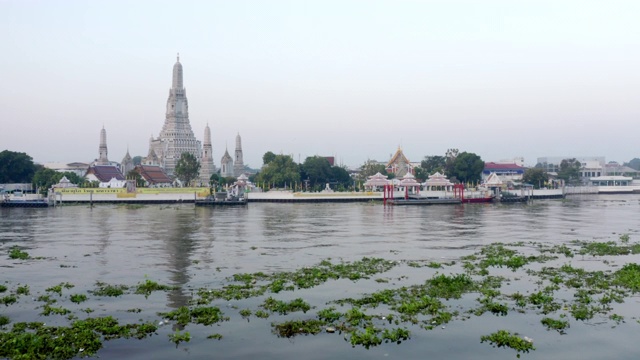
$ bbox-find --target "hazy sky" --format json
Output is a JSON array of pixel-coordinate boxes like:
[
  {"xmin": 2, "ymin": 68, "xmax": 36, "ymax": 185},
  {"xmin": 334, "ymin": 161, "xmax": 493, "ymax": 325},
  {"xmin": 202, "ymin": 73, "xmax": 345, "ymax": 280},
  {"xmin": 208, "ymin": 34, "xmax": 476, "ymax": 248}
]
[{"xmin": 2, "ymin": 0, "xmax": 639, "ymax": 168}]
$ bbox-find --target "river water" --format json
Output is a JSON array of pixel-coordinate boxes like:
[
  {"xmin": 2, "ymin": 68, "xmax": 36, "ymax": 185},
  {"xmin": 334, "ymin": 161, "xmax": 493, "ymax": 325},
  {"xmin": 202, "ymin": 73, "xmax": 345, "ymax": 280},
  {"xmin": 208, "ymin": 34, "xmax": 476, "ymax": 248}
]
[{"xmin": 1, "ymin": 195, "xmax": 640, "ymax": 359}]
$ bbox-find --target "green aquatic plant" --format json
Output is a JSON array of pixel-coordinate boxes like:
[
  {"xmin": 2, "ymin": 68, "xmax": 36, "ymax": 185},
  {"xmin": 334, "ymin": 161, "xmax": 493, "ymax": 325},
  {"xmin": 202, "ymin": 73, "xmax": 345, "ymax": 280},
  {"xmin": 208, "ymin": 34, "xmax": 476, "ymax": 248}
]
[
  {"xmin": 135, "ymin": 279, "xmax": 178, "ymax": 298},
  {"xmin": 481, "ymin": 330, "xmax": 535, "ymax": 358},
  {"xmin": 70, "ymin": 294, "xmax": 88, "ymax": 304},
  {"xmin": 0, "ymin": 315, "xmax": 9, "ymax": 327},
  {"xmin": 91, "ymin": 282, "xmax": 128, "ymax": 297},
  {"xmin": 45, "ymin": 282, "xmax": 74, "ymax": 296},
  {"xmin": 160, "ymin": 306, "xmax": 228, "ymax": 326},
  {"xmin": 272, "ymin": 319, "xmax": 325, "ymax": 337},
  {"xmin": 261, "ymin": 297, "xmax": 311, "ymax": 315},
  {"xmin": 1, "ymin": 295, "xmax": 17, "ymax": 306},
  {"xmin": 0, "ymin": 285, "xmax": 6, "ymax": 293},
  {"xmin": 9, "ymin": 247, "xmax": 29, "ymax": 260},
  {"xmin": 168, "ymin": 330, "xmax": 190, "ymax": 346},
  {"xmin": 540, "ymin": 317, "xmax": 569, "ymax": 333},
  {"xmin": 207, "ymin": 333, "xmax": 223, "ymax": 340},
  {"xmin": 16, "ymin": 285, "xmax": 29, "ymax": 295}
]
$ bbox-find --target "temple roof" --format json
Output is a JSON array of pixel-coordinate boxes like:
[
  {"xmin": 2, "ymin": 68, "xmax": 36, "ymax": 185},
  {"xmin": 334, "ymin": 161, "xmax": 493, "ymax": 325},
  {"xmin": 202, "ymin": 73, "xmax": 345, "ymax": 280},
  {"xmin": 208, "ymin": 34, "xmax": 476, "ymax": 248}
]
[
  {"xmin": 135, "ymin": 165, "xmax": 172, "ymax": 185},
  {"xmin": 86, "ymin": 166, "xmax": 125, "ymax": 182},
  {"xmin": 386, "ymin": 147, "xmax": 410, "ymax": 167}
]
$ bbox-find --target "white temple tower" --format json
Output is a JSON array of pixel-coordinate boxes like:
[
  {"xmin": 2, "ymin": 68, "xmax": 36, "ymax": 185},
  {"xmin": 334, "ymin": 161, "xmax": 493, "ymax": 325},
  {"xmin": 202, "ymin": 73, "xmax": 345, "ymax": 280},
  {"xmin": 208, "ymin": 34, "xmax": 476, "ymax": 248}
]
[
  {"xmin": 97, "ymin": 126, "xmax": 109, "ymax": 165},
  {"xmin": 149, "ymin": 54, "xmax": 202, "ymax": 176},
  {"xmin": 233, "ymin": 132, "xmax": 244, "ymax": 176},
  {"xmin": 198, "ymin": 124, "xmax": 216, "ymax": 185}
]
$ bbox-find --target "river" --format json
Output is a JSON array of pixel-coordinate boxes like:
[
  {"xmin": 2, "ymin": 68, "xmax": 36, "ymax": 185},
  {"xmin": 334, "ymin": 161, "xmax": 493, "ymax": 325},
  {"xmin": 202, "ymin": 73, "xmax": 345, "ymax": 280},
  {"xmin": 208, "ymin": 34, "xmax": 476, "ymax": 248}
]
[{"xmin": 1, "ymin": 194, "xmax": 639, "ymax": 359}]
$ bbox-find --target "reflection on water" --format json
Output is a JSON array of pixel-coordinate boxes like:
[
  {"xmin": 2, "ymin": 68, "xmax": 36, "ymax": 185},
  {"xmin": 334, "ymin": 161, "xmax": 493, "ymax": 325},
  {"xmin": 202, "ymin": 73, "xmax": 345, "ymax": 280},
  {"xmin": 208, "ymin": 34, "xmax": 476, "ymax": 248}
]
[{"xmin": 2, "ymin": 195, "xmax": 640, "ymax": 359}]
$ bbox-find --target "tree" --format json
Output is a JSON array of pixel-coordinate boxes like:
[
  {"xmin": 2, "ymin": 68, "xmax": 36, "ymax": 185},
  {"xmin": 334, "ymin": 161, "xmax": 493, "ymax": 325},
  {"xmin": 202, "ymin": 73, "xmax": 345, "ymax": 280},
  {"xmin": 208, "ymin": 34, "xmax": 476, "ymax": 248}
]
[
  {"xmin": 444, "ymin": 148, "xmax": 459, "ymax": 176},
  {"xmin": 358, "ymin": 160, "xmax": 393, "ymax": 181},
  {"xmin": 302, "ymin": 156, "xmax": 332, "ymax": 189},
  {"xmin": 624, "ymin": 158, "xmax": 640, "ymax": 171},
  {"xmin": 413, "ymin": 166, "xmax": 429, "ymax": 182},
  {"xmin": 174, "ymin": 152, "xmax": 201, "ymax": 187},
  {"xmin": 31, "ymin": 169, "xmax": 82, "ymax": 193},
  {"xmin": 330, "ymin": 165, "xmax": 352, "ymax": 189},
  {"xmin": 449, "ymin": 152, "xmax": 484, "ymax": 184},
  {"xmin": 522, "ymin": 168, "xmax": 549, "ymax": 189},
  {"xmin": 255, "ymin": 154, "xmax": 300, "ymax": 188},
  {"xmin": 421, "ymin": 155, "xmax": 446, "ymax": 175},
  {"xmin": 132, "ymin": 156, "xmax": 143, "ymax": 166},
  {"xmin": 0, "ymin": 150, "xmax": 37, "ymax": 183},
  {"xmin": 557, "ymin": 158, "xmax": 582, "ymax": 185},
  {"xmin": 262, "ymin": 151, "xmax": 276, "ymax": 165}
]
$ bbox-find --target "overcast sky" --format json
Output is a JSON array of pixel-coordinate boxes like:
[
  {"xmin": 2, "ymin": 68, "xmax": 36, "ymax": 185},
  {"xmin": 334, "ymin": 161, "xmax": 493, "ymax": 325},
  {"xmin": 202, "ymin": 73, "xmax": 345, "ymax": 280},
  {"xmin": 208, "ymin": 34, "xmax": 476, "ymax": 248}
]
[{"xmin": 2, "ymin": 0, "xmax": 639, "ymax": 168}]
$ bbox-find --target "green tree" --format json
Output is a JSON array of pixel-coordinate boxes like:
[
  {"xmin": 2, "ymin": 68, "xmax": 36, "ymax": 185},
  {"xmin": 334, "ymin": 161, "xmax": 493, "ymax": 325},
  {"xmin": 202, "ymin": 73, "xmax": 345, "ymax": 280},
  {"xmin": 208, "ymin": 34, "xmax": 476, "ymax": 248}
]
[
  {"xmin": 132, "ymin": 156, "xmax": 143, "ymax": 166},
  {"xmin": 522, "ymin": 168, "xmax": 549, "ymax": 189},
  {"xmin": 255, "ymin": 154, "xmax": 300, "ymax": 188},
  {"xmin": 413, "ymin": 166, "xmax": 429, "ymax": 182},
  {"xmin": 262, "ymin": 151, "xmax": 276, "ymax": 165},
  {"xmin": 449, "ymin": 152, "xmax": 484, "ymax": 184},
  {"xmin": 330, "ymin": 165, "xmax": 352, "ymax": 189},
  {"xmin": 0, "ymin": 150, "xmax": 37, "ymax": 183},
  {"xmin": 32, "ymin": 168, "xmax": 63, "ymax": 193},
  {"xmin": 174, "ymin": 152, "xmax": 201, "ymax": 187},
  {"xmin": 302, "ymin": 156, "xmax": 332, "ymax": 189},
  {"xmin": 358, "ymin": 160, "xmax": 393, "ymax": 181},
  {"xmin": 421, "ymin": 155, "xmax": 446, "ymax": 175},
  {"xmin": 557, "ymin": 158, "xmax": 582, "ymax": 185},
  {"xmin": 444, "ymin": 148, "xmax": 459, "ymax": 176}
]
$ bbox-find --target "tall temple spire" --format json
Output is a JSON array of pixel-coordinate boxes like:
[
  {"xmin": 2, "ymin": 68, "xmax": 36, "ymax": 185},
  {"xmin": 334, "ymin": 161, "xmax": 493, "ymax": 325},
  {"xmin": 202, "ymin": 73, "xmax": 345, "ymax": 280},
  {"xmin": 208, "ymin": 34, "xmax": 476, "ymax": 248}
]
[
  {"xmin": 234, "ymin": 132, "xmax": 244, "ymax": 176},
  {"xmin": 149, "ymin": 55, "xmax": 201, "ymax": 176},
  {"xmin": 97, "ymin": 126, "xmax": 109, "ymax": 165},
  {"xmin": 172, "ymin": 53, "xmax": 183, "ymax": 90},
  {"xmin": 198, "ymin": 123, "xmax": 215, "ymax": 186}
]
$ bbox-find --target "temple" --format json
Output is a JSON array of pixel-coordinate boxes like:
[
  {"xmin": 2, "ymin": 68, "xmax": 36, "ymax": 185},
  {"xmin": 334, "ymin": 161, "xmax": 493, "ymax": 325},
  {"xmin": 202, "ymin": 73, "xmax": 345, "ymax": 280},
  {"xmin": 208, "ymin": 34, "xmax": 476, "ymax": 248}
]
[
  {"xmin": 220, "ymin": 147, "xmax": 234, "ymax": 178},
  {"xmin": 97, "ymin": 126, "xmax": 109, "ymax": 165},
  {"xmin": 148, "ymin": 54, "xmax": 202, "ymax": 176},
  {"xmin": 386, "ymin": 147, "xmax": 412, "ymax": 177},
  {"xmin": 198, "ymin": 124, "xmax": 215, "ymax": 185},
  {"xmin": 233, "ymin": 132, "xmax": 244, "ymax": 176}
]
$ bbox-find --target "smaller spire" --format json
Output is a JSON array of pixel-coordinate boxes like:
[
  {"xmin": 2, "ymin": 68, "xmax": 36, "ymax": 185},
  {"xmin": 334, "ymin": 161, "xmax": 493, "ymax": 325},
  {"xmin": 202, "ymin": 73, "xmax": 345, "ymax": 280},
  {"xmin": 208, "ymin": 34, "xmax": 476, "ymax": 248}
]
[{"xmin": 177, "ymin": 52, "xmax": 180, "ymax": 62}]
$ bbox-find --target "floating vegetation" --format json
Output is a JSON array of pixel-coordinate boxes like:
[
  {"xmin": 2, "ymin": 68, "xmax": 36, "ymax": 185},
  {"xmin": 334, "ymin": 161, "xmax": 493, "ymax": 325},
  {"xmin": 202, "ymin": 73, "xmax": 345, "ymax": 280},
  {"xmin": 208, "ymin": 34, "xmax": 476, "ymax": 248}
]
[
  {"xmin": 160, "ymin": 306, "xmax": 228, "ymax": 326},
  {"xmin": 70, "ymin": 294, "xmax": 88, "ymax": 304},
  {"xmin": 168, "ymin": 330, "xmax": 190, "ymax": 346},
  {"xmin": 0, "ymin": 317, "xmax": 157, "ymax": 359},
  {"xmin": 4, "ymin": 237, "xmax": 640, "ymax": 358},
  {"xmin": 540, "ymin": 317, "xmax": 569, "ymax": 333},
  {"xmin": 480, "ymin": 330, "xmax": 535, "ymax": 358},
  {"xmin": 91, "ymin": 282, "xmax": 129, "ymax": 297},
  {"xmin": 8, "ymin": 247, "xmax": 29, "ymax": 260},
  {"xmin": 135, "ymin": 279, "xmax": 178, "ymax": 298}
]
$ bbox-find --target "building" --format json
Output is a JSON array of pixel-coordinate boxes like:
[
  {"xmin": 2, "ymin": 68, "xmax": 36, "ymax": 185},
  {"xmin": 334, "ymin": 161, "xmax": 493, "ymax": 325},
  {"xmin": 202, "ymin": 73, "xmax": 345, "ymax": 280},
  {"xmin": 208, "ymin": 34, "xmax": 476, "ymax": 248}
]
[
  {"xmin": 233, "ymin": 133, "xmax": 244, "ymax": 177},
  {"xmin": 134, "ymin": 165, "xmax": 173, "ymax": 187},
  {"xmin": 120, "ymin": 149, "xmax": 134, "ymax": 176},
  {"xmin": 97, "ymin": 126, "xmax": 109, "ymax": 165},
  {"xmin": 85, "ymin": 166, "xmax": 126, "ymax": 188},
  {"xmin": 482, "ymin": 162, "xmax": 525, "ymax": 183},
  {"xmin": 148, "ymin": 54, "xmax": 202, "ymax": 176},
  {"xmin": 198, "ymin": 124, "xmax": 216, "ymax": 186},
  {"xmin": 386, "ymin": 147, "xmax": 412, "ymax": 177},
  {"xmin": 220, "ymin": 147, "xmax": 234, "ymax": 178}
]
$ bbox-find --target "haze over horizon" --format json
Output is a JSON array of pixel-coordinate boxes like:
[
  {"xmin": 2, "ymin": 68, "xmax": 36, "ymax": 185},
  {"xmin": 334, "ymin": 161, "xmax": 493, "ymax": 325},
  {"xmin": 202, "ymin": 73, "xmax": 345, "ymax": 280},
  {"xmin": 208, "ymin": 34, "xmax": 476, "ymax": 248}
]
[{"xmin": 2, "ymin": 0, "xmax": 639, "ymax": 168}]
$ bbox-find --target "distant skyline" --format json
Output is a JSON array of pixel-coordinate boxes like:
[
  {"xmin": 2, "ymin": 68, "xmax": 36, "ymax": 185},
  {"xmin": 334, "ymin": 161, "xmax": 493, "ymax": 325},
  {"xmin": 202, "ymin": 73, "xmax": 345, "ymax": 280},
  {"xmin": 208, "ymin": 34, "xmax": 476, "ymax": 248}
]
[{"xmin": 2, "ymin": 0, "xmax": 639, "ymax": 168}]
